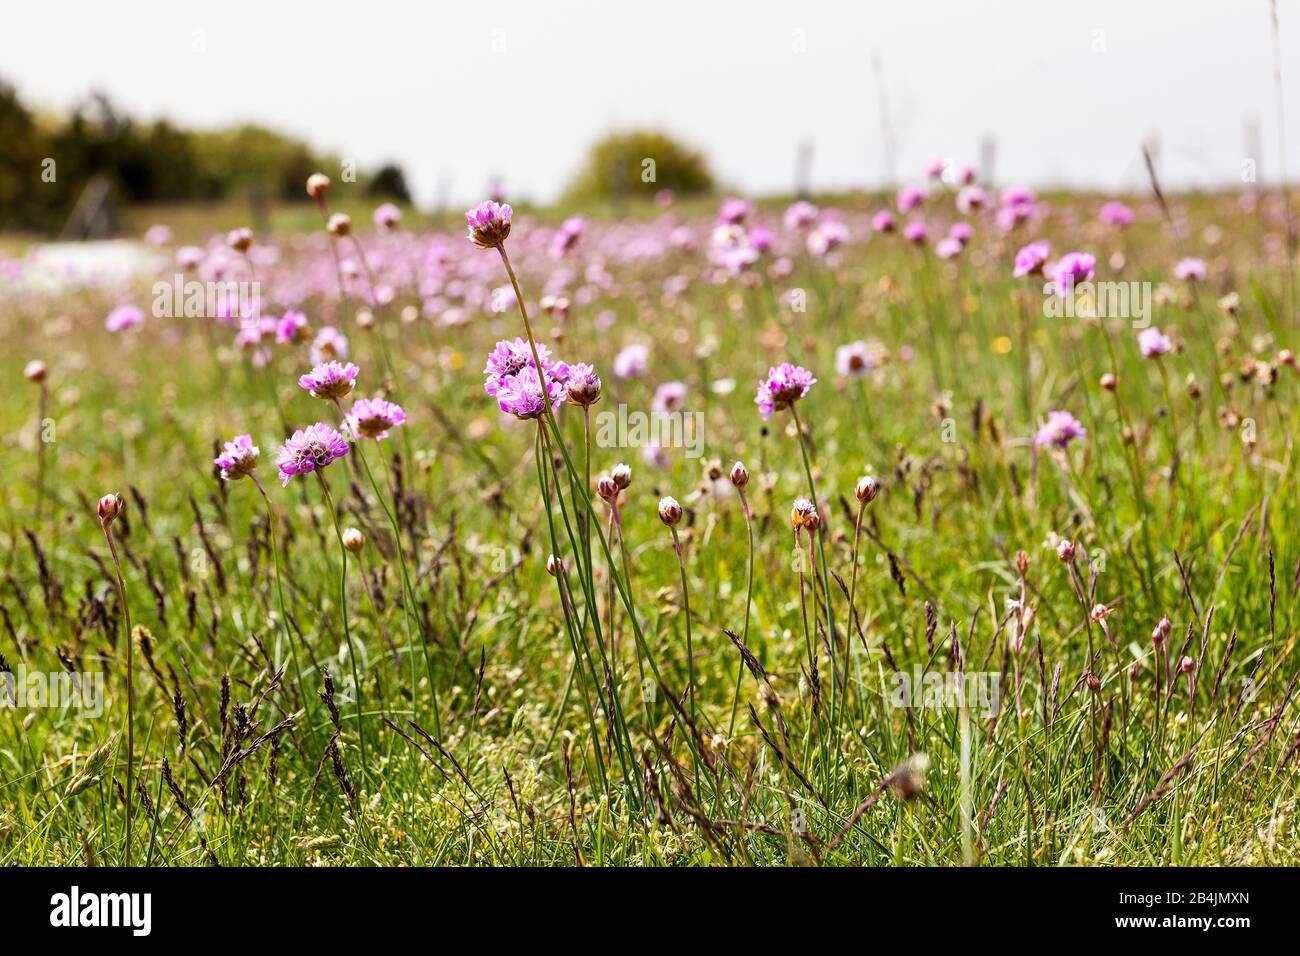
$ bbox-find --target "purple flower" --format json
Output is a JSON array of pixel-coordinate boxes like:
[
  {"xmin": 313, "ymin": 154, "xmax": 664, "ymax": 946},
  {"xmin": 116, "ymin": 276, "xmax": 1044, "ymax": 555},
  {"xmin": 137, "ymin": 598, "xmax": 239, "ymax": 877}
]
[
  {"xmin": 348, "ymin": 397, "xmax": 407, "ymax": 440},
  {"xmin": 373, "ymin": 203, "xmax": 402, "ymax": 230},
  {"xmin": 465, "ymin": 200, "xmax": 513, "ymax": 248},
  {"xmin": 897, "ymin": 185, "xmax": 927, "ymax": 213},
  {"xmin": 807, "ymin": 219, "xmax": 849, "ymax": 256},
  {"xmin": 1034, "ymin": 410, "xmax": 1086, "ymax": 449},
  {"xmin": 106, "ymin": 305, "xmax": 144, "ymax": 333},
  {"xmin": 1174, "ymin": 257, "xmax": 1206, "ymax": 281},
  {"xmin": 718, "ymin": 197, "xmax": 752, "ymax": 225},
  {"xmin": 1138, "ymin": 327, "xmax": 1172, "ymax": 358},
  {"xmin": 298, "ymin": 361, "xmax": 360, "ymax": 400},
  {"xmin": 755, "ymin": 363, "xmax": 816, "ymax": 421},
  {"xmin": 276, "ymin": 423, "xmax": 349, "ymax": 486},
  {"xmin": 1001, "ymin": 185, "xmax": 1036, "ymax": 207},
  {"xmin": 214, "ymin": 434, "xmax": 260, "ymax": 480},
  {"xmin": 1099, "ymin": 201, "xmax": 1134, "ymax": 228},
  {"xmin": 1051, "ymin": 252, "xmax": 1096, "ymax": 295},
  {"xmin": 565, "ymin": 362, "xmax": 602, "ymax": 407},
  {"xmin": 923, "ymin": 157, "xmax": 947, "ymax": 179},
  {"xmin": 613, "ymin": 343, "xmax": 649, "ymax": 379},
  {"xmin": 311, "ymin": 325, "xmax": 349, "ymax": 363},
  {"xmin": 956, "ymin": 186, "xmax": 989, "ymax": 214},
  {"xmin": 872, "ymin": 210, "xmax": 896, "ymax": 233},
  {"xmin": 948, "ymin": 222, "xmax": 974, "ymax": 243},
  {"xmin": 276, "ymin": 310, "xmax": 309, "ymax": 345},
  {"xmin": 493, "ymin": 365, "xmax": 567, "ymax": 420},
  {"xmin": 835, "ymin": 341, "xmax": 874, "ymax": 378},
  {"xmin": 550, "ymin": 217, "xmax": 585, "ymax": 258},
  {"xmin": 748, "ymin": 225, "xmax": 775, "ymax": 252},
  {"xmin": 653, "ymin": 381, "xmax": 688, "ymax": 412},
  {"xmin": 1013, "ymin": 240, "xmax": 1051, "ymax": 278},
  {"xmin": 784, "ymin": 201, "xmax": 819, "ymax": 230},
  {"xmin": 484, "ymin": 337, "xmax": 556, "ymax": 395},
  {"xmin": 903, "ymin": 220, "xmax": 928, "ymax": 243},
  {"xmin": 935, "ymin": 237, "xmax": 963, "ymax": 260}
]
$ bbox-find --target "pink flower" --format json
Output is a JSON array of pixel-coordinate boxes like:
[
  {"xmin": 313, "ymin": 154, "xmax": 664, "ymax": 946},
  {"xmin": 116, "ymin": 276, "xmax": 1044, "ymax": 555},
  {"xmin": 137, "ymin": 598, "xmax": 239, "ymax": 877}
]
[
  {"xmin": 106, "ymin": 305, "xmax": 144, "ymax": 332},
  {"xmin": 1013, "ymin": 240, "xmax": 1051, "ymax": 278},
  {"xmin": 1174, "ymin": 257, "xmax": 1206, "ymax": 281},
  {"xmin": 935, "ymin": 237, "xmax": 963, "ymax": 260},
  {"xmin": 613, "ymin": 344, "xmax": 649, "ymax": 379},
  {"xmin": 872, "ymin": 210, "xmax": 896, "ymax": 233},
  {"xmin": 653, "ymin": 381, "xmax": 688, "ymax": 412},
  {"xmin": 465, "ymin": 200, "xmax": 513, "ymax": 248},
  {"xmin": 948, "ymin": 222, "xmax": 974, "ymax": 243},
  {"xmin": 755, "ymin": 363, "xmax": 816, "ymax": 421},
  {"xmin": 718, "ymin": 197, "xmax": 752, "ymax": 225},
  {"xmin": 1138, "ymin": 327, "xmax": 1172, "ymax": 358},
  {"xmin": 897, "ymin": 185, "xmax": 927, "ymax": 213},
  {"xmin": 956, "ymin": 186, "xmax": 989, "ymax": 214},
  {"xmin": 1034, "ymin": 410, "xmax": 1086, "ymax": 448},
  {"xmin": 373, "ymin": 203, "xmax": 402, "ymax": 230},
  {"xmin": 903, "ymin": 220, "xmax": 928, "ymax": 243},
  {"xmin": 493, "ymin": 365, "xmax": 567, "ymax": 420},
  {"xmin": 835, "ymin": 341, "xmax": 874, "ymax": 378},
  {"xmin": 276, "ymin": 423, "xmax": 349, "ymax": 485},
  {"xmin": 348, "ymin": 397, "xmax": 407, "ymax": 440},
  {"xmin": 214, "ymin": 434, "xmax": 260, "ymax": 480},
  {"xmin": 784, "ymin": 201, "xmax": 819, "ymax": 230},
  {"xmin": 1099, "ymin": 201, "xmax": 1134, "ymax": 228},
  {"xmin": 298, "ymin": 361, "xmax": 360, "ymax": 400},
  {"xmin": 1050, "ymin": 252, "xmax": 1096, "ymax": 295}
]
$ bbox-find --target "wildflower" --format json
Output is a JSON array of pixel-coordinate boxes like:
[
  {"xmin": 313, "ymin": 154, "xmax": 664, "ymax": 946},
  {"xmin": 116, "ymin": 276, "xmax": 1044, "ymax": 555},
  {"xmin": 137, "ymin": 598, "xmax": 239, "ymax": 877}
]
[
  {"xmin": 1050, "ymin": 252, "xmax": 1096, "ymax": 296},
  {"xmin": 923, "ymin": 157, "xmax": 946, "ymax": 178},
  {"xmin": 1012, "ymin": 240, "xmax": 1051, "ymax": 278},
  {"xmin": 1100, "ymin": 372, "xmax": 1117, "ymax": 391},
  {"xmin": 227, "ymin": 227, "xmax": 253, "ymax": 252},
  {"xmin": 611, "ymin": 463, "xmax": 632, "ymax": 489},
  {"xmin": 493, "ymin": 366, "xmax": 566, "ymax": 420},
  {"xmin": 658, "ymin": 496, "xmax": 683, "ymax": 526},
  {"xmin": 596, "ymin": 475, "xmax": 619, "ymax": 502},
  {"xmin": 565, "ymin": 362, "xmax": 602, "ymax": 407},
  {"xmin": 855, "ymin": 476, "xmax": 880, "ymax": 504},
  {"xmin": 835, "ymin": 341, "xmax": 874, "ymax": 378},
  {"xmin": 97, "ymin": 493, "xmax": 124, "ymax": 524},
  {"xmin": 214, "ymin": 434, "xmax": 260, "ymax": 480},
  {"xmin": 24, "ymin": 360, "xmax": 47, "ymax": 383},
  {"xmin": 311, "ymin": 325, "xmax": 349, "ymax": 362},
  {"xmin": 550, "ymin": 217, "xmax": 585, "ymax": 258},
  {"xmin": 484, "ymin": 337, "xmax": 556, "ymax": 396},
  {"xmin": 748, "ymin": 225, "xmax": 774, "ymax": 252},
  {"xmin": 276, "ymin": 310, "xmax": 310, "ymax": 344},
  {"xmin": 106, "ymin": 305, "xmax": 144, "ymax": 332},
  {"xmin": 276, "ymin": 423, "xmax": 349, "ymax": 486},
  {"xmin": 1035, "ymin": 410, "xmax": 1086, "ymax": 448},
  {"xmin": 298, "ymin": 361, "xmax": 360, "ymax": 400},
  {"xmin": 717, "ymin": 197, "xmax": 752, "ymax": 225},
  {"xmin": 956, "ymin": 185, "xmax": 988, "ymax": 214},
  {"xmin": 1056, "ymin": 539, "xmax": 1076, "ymax": 562},
  {"xmin": 373, "ymin": 203, "xmax": 402, "ymax": 231},
  {"xmin": 546, "ymin": 554, "xmax": 563, "ymax": 576},
  {"xmin": 897, "ymin": 185, "xmax": 927, "ymax": 213},
  {"xmin": 1179, "ymin": 655, "xmax": 1196, "ymax": 674},
  {"xmin": 1219, "ymin": 292, "xmax": 1240, "ymax": 315},
  {"xmin": 754, "ymin": 362, "xmax": 816, "ymax": 421},
  {"xmin": 902, "ymin": 220, "xmax": 927, "ymax": 243},
  {"xmin": 1173, "ymin": 257, "xmax": 1206, "ymax": 281},
  {"xmin": 872, "ymin": 210, "xmax": 896, "ymax": 233},
  {"xmin": 347, "ymin": 397, "xmax": 407, "ymax": 440},
  {"xmin": 807, "ymin": 219, "xmax": 849, "ymax": 257},
  {"xmin": 1137, "ymin": 327, "xmax": 1172, "ymax": 358},
  {"xmin": 1152, "ymin": 615, "xmax": 1172, "ymax": 646},
  {"xmin": 791, "ymin": 497, "xmax": 819, "ymax": 530},
  {"xmin": 306, "ymin": 173, "xmax": 331, "ymax": 200},
  {"xmin": 653, "ymin": 381, "xmax": 688, "ymax": 413},
  {"xmin": 342, "ymin": 528, "xmax": 366, "ymax": 553},
  {"xmin": 612, "ymin": 343, "xmax": 649, "ymax": 379},
  {"xmin": 935, "ymin": 237, "xmax": 963, "ymax": 260},
  {"xmin": 784, "ymin": 201, "xmax": 819, "ymax": 230},
  {"xmin": 327, "ymin": 213, "xmax": 352, "ymax": 237},
  {"xmin": 1099, "ymin": 201, "xmax": 1134, "ymax": 228},
  {"xmin": 465, "ymin": 200, "xmax": 513, "ymax": 249},
  {"xmin": 729, "ymin": 461, "xmax": 749, "ymax": 488},
  {"xmin": 948, "ymin": 221, "xmax": 974, "ymax": 243}
]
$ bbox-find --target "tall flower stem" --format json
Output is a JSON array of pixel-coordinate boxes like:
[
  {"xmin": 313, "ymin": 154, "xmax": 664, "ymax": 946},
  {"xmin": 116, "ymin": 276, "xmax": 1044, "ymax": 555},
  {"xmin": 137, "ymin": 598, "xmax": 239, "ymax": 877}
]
[
  {"xmin": 727, "ymin": 487, "xmax": 755, "ymax": 742},
  {"xmin": 669, "ymin": 526, "xmax": 698, "ymax": 759},
  {"xmin": 251, "ymin": 474, "xmax": 313, "ymax": 726},
  {"xmin": 316, "ymin": 472, "xmax": 368, "ymax": 782},
  {"xmin": 101, "ymin": 515, "xmax": 133, "ymax": 865}
]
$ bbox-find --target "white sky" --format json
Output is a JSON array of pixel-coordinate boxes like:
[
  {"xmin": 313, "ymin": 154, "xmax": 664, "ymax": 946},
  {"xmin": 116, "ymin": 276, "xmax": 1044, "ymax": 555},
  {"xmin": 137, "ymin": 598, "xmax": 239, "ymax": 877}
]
[{"xmin": 3, "ymin": 0, "xmax": 1298, "ymax": 205}]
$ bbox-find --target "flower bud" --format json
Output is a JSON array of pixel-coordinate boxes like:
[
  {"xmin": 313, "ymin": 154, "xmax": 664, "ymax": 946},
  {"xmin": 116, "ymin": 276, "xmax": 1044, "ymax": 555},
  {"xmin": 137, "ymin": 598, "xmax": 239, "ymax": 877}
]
[
  {"xmin": 1279, "ymin": 349, "xmax": 1295, "ymax": 368},
  {"xmin": 1127, "ymin": 660, "xmax": 1141, "ymax": 680},
  {"xmin": 1015, "ymin": 550, "xmax": 1030, "ymax": 575},
  {"xmin": 342, "ymin": 527, "xmax": 366, "ymax": 553},
  {"xmin": 24, "ymin": 360, "xmax": 47, "ymax": 383},
  {"xmin": 1056, "ymin": 539, "xmax": 1076, "ymax": 562},
  {"xmin": 658, "ymin": 496, "xmax": 683, "ymax": 526},
  {"xmin": 729, "ymin": 461, "xmax": 749, "ymax": 488},
  {"xmin": 227, "ymin": 227, "xmax": 253, "ymax": 252},
  {"xmin": 306, "ymin": 173, "xmax": 331, "ymax": 200},
  {"xmin": 791, "ymin": 497, "xmax": 819, "ymax": 530},
  {"xmin": 855, "ymin": 475, "xmax": 879, "ymax": 504},
  {"xmin": 596, "ymin": 475, "xmax": 619, "ymax": 502},
  {"xmin": 1179, "ymin": 655, "xmax": 1196, "ymax": 674},
  {"xmin": 610, "ymin": 463, "xmax": 632, "ymax": 490},
  {"xmin": 546, "ymin": 554, "xmax": 563, "ymax": 576},
  {"xmin": 1152, "ymin": 615, "xmax": 1171, "ymax": 646},
  {"xmin": 1100, "ymin": 372, "xmax": 1117, "ymax": 391},
  {"xmin": 97, "ymin": 493, "xmax": 124, "ymax": 525},
  {"xmin": 1085, "ymin": 672, "xmax": 1102, "ymax": 693},
  {"xmin": 328, "ymin": 213, "xmax": 352, "ymax": 237}
]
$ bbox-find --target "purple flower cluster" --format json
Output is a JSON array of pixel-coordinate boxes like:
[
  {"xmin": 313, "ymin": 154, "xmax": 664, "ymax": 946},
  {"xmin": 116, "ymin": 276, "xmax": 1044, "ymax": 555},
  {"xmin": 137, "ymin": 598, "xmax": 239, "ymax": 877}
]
[
  {"xmin": 466, "ymin": 200, "xmax": 513, "ymax": 249},
  {"xmin": 1034, "ymin": 410, "xmax": 1087, "ymax": 449},
  {"xmin": 214, "ymin": 434, "xmax": 260, "ymax": 480},
  {"xmin": 755, "ymin": 363, "xmax": 816, "ymax": 421},
  {"xmin": 298, "ymin": 360, "xmax": 360, "ymax": 400},
  {"xmin": 276, "ymin": 423, "xmax": 349, "ymax": 485},
  {"xmin": 348, "ymin": 397, "xmax": 407, "ymax": 440},
  {"xmin": 483, "ymin": 337, "xmax": 582, "ymax": 419}
]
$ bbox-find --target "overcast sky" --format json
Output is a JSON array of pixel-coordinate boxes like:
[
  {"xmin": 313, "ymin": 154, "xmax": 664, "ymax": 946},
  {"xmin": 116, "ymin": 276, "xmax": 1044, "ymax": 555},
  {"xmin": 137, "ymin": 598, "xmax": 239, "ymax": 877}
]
[{"xmin": 3, "ymin": 1, "xmax": 1298, "ymax": 205}]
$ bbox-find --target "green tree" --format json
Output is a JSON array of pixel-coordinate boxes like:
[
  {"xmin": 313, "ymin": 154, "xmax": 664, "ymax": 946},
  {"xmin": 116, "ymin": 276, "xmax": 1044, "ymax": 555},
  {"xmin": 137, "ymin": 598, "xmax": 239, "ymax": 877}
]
[{"xmin": 565, "ymin": 130, "xmax": 713, "ymax": 201}]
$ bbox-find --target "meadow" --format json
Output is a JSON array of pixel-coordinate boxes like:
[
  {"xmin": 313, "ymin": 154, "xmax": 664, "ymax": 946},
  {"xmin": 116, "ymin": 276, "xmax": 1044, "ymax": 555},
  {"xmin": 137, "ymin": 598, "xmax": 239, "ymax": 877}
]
[{"xmin": 1, "ymin": 172, "xmax": 1298, "ymax": 867}]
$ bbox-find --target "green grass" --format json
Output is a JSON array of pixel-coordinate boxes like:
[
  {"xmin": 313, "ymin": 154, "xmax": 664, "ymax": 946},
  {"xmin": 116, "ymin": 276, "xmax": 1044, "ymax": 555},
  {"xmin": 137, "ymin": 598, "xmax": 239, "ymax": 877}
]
[{"xmin": 1, "ymin": 188, "xmax": 1298, "ymax": 866}]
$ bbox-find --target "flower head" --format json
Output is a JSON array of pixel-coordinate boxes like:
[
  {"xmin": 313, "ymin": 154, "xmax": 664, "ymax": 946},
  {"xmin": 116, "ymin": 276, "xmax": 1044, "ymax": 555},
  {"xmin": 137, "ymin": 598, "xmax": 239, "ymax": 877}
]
[
  {"xmin": 613, "ymin": 343, "xmax": 649, "ymax": 379},
  {"xmin": 298, "ymin": 361, "xmax": 360, "ymax": 400},
  {"xmin": 24, "ymin": 360, "xmax": 47, "ymax": 383},
  {"xmin": 466, "ymin": 200, "xmax": 513, "ymax": 248},
  {"xmin": 835, "ymin": 341, "xmax": 874, "ymax": 378},
  {"xmin": 755, "ymin": 363, "xmax": 816, "ymax": 421},
  {"xmin": 276, "ymin": 310, "xmax": 310, "ymax": 344},
  {"xmin": 897, "ymin": 185, "xmax": 927, "ymax": 213},
  {"xmin": 653, "ymin": 381, "xmax": 688, "ymax": 413},
  {"xmin": 855, "ymin": 476, "xmax": 880, "ymax": 504},
  {"xmin": 106, "ymin": 305, "xmax": 144, "ymax": 333},
  {"xmin": 97, "ymin": 493, "xmax": 124, "ymax": 525},
  {"xmin": 1013, "ymin": 240, "xmax": 1051, "ymax": 278},
  {"xmin": 373, "ymin": 203, "xmax": 402, "ymax": 231},
  {"xmin": 1099, "ymin": 201, "xmax": 1134, "ymax": 228},
  {"xmin": 872, "ymin": 210, "xmax": 896, "ymax": 233},
  {"xmin": 214, "ymin": 434, "xmax": 260, "ymax": 480},
  {"xmin": 565, "ymin": 362, "xmax": 602, "ymax": 407},
  {"xmin": 276, "ymin": 423, "xmax": 349, "ymax": 486},
  {"xmin": 1174, "ymin": 257, "xmax": 1206, "ymax": 281},
  {"xmin": 1034, "ymin": 410, "xmax": 1087, "ymax": 448},
  {"xmin": 493, "ymin": 365, "xmax": 566, "ymax": 420},
  {"xmin": 1050, "ymin": 252, "xmax": 1096, "ymax": 295},
  {"xmin": 1137, "ymin": 327, "xmax": 1172, "ymax": 358},
  {"xmin": 729, "ymin": 461, "xmax": 750, "ymax": 488},
  {"xmin": 658, "ymin": 496, "xmax": 683, "ymax": 526},
  {"xmin": 348, "ymin": 397, "xmax": 407, "ymax": 441},
  {"xmin": 717, "ymin": 197, "xmax": 752, "ymax": 225},
  {"xmin": 791, "ymin": 497, "xmax": 820, "ymax": 531},
  {"xmin": 784, "ymin": 201, "xmax": 819, "ymax": 230}
]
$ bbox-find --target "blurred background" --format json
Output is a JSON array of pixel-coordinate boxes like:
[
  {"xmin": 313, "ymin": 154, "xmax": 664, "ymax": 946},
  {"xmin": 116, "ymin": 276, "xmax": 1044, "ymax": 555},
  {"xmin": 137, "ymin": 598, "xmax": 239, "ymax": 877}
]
[{"xmin": 1, "ymin": 0, "xmax": 1297, "ymax": 237}]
